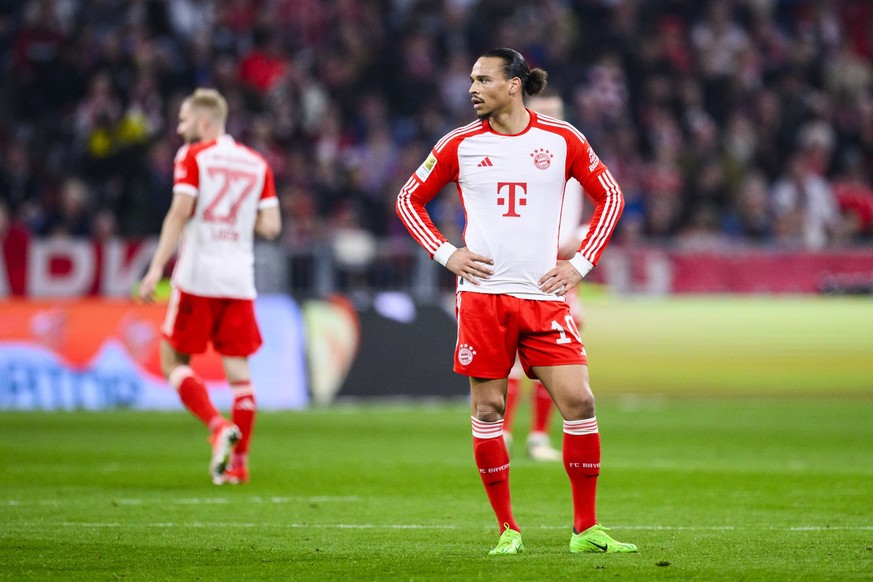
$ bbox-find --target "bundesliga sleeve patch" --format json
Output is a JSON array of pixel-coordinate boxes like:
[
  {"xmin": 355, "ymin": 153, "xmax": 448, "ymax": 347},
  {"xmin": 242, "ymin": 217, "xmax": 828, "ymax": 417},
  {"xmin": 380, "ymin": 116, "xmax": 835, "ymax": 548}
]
[{"xmin": 415, "ymin": 152, "xmax": 438, "ymax": 181}]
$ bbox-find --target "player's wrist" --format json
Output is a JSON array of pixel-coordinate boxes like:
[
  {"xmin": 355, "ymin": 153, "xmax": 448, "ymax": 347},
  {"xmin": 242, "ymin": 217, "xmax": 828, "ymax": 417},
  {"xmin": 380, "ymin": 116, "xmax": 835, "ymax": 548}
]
[
  {"xmin": 433, "ymin": 242, "xmax": 458, "ymax": 267},
  {"xmin": 569, "ymin": 253, "xmax": 594, "ymax": 278}
]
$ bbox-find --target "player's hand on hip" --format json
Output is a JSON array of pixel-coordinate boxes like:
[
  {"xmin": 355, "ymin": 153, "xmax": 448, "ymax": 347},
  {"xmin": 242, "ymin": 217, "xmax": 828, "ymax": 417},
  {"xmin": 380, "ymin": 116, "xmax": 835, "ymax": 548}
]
[
  {"xmin": 539, "ymin": 260, "xmax": 582, "ymax": 296},
  {"xmin": 446, "ymin": 247, "xmax": 494, "ymax": 286}
]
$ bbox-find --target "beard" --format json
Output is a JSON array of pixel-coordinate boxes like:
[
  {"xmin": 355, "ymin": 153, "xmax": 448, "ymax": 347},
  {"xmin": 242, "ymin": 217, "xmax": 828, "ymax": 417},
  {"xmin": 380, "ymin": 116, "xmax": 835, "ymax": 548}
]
[{"xmin": 475, "ymin": 106, "xmax": 493, "ymax": 120}]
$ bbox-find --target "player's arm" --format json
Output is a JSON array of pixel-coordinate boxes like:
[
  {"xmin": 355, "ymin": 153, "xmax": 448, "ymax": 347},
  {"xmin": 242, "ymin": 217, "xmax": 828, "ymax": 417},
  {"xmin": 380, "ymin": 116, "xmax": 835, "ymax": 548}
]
[
  {"xmin": 254, "ymin": 165, "xmax": 281, "ymax": 240},
  {"xmin": 255, "ymin": 204, "xmax": 281, "ymax": 240},
  {"xmin": 139, "ymin": 193, "xmax": 194, "ymax": 302},
  {"xmin": 572, "ymin": 167, "xmax": 623, "ymax": 273},
  {"xmin": 566, "ymin": 137, "xmax": 624, "ymax": 277},
  {"xmin": 395, "ymin": 147, "xmax": 493, "ymax": 285}
]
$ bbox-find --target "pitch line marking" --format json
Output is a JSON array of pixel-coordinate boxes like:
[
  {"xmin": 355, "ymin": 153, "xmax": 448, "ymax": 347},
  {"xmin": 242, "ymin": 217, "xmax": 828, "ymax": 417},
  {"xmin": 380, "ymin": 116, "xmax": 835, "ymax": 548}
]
[
  {"xmin": 2, "ymin": 496, "xmax": 361, "ymax": 507},
  {"xmin": 6, "ymin": 523, "xmax": 872, "ymax": 532}
]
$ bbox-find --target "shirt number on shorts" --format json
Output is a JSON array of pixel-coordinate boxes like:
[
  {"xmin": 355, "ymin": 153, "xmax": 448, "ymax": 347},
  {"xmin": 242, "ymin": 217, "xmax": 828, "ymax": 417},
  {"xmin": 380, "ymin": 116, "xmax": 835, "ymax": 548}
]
[
  {"xmin": 203, "ymin": 167, "xmax": 258, "ymax": 224},
  {"xmin": 551, "ymin": 315, "xmax": 581, "ymax": 345}
]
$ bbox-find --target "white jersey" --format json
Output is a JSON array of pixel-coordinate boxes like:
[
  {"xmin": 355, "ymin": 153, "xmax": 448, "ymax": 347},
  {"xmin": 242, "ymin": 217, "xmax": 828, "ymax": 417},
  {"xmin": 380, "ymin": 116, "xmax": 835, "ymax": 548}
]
[
  {"xmin": 172, "ymin": 134, "xmax": 278, "ymax": 299},
  {"xmin": 559, "ymin": 178, "xmax": 586, "ymax": 251},
  {"xmin": 397, "ymin": 111, "xmax": 623, "ymax": 300}
]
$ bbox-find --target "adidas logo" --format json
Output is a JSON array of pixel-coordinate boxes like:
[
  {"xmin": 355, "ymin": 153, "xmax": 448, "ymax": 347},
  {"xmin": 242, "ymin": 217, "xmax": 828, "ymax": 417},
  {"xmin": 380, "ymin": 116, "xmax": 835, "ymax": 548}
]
[
  {"xmin": 234, "ymin": 397, "xmax": 256, "ymax": 411},
  {"xmin": 477, "ymin": 157, "xmax": 494, "ymax": 167}
]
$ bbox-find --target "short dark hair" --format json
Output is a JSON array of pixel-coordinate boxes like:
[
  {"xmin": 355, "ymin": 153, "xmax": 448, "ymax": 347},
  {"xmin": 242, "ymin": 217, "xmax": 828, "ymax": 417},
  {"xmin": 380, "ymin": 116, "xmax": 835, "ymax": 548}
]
[{"xmin": 481, "ymin": 48, "xmax": 548, "ymax": 96}]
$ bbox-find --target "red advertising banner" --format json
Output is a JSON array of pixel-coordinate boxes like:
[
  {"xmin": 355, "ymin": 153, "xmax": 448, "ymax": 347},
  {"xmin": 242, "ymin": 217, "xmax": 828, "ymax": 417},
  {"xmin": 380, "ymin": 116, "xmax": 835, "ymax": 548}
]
[
  {"xmin": 1, "ymin": 238, "xmax": 156, "ymax": 297},
  {"xmin": 598, "ymin": 248, "xmax": 873, "ymax": 294},
  {"xmin": 3, "ymin": 236, "xmax": 872, "ymax": 296}
]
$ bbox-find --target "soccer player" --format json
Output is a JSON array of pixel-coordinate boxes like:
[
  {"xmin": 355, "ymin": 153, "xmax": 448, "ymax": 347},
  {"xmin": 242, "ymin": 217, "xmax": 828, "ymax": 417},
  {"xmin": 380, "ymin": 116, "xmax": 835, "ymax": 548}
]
[
  {"xmin": 139, "ymin": 88, "xmax": 281, "ymax": 485},
  {"xmin": 396, "ymin": 48, "xmax": 636, "ymax": 555},
  {"xmin": 503, "ymin": 93, "xmax": 589, "ymax": 463}
]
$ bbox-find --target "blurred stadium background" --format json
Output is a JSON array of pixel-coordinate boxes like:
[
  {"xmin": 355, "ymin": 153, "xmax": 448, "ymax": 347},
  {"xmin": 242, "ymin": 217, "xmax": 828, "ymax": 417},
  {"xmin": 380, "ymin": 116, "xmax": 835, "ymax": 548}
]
[{"xmin": 1, "ymin": 0, "xmax": 872, "ymax": 408}]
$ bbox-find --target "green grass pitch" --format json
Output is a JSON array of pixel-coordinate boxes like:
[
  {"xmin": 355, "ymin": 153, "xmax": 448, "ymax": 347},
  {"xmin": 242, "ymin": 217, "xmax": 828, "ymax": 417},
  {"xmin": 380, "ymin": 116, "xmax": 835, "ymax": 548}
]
[{"xmin": 3, "ymin": 297, "xmax": 872, "ymax": 580}]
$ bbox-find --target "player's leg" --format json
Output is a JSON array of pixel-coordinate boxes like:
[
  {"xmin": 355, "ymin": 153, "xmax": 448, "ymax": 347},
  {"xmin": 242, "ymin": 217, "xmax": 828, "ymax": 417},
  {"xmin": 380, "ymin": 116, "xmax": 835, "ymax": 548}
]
[
  {"xmin": 162, "ymin": 289, "xmax": 242, "ymax": 482},
  {"xmin": 161, "ymin": 289, "xmax": 228, "ymax": 431},
  {"xmin": 162, "ymin": 339, "xmax": 217, "ymax": 427},
  {"xmin": 532, "ymin": 363, "xmax": 598, "ymax": 526},
  {"xmin": 521, "ymin": 299, "xmax": 636, "ymax": 553},
  {"xmin": 220, "ymin": 356, "xmax": 255, "ymax": 484},
  {"xmin": 526, "ymin": 379, "xmax": 561, "ymax": 461},
  {"xmin": 161, "ymin": 339, "xmax": 240, "ymax": 483},
  {"xmin": 503, "ymin": 358, "xmax": 524, "ymax": 452},
  {"xmin": 470, "ymin": 376, "xmax": 523, "ymax": 555},
  {"xmin": 212, "ymin": 298, "xmax": 263, "ymax": 485},
  {"xmin": 454, "ymin": 292, "xmax": 522, "ymax": 554},
  {"xmin": 534, "ymin": 364, "xmax": 637, "ymax": 553}
]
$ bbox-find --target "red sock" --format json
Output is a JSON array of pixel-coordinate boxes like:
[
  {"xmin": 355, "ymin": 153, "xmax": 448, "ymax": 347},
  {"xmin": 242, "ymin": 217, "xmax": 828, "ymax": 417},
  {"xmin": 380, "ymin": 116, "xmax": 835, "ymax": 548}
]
[
  {"xmin": 504, "ymin": 378, "xmax": 520, "ymax": 433},
  {"xmin": 471, "ymin": 417, "xmax": 519, "ymax": 533},
  {"xmin": 231, "ymin": 381, "xmax": 256, "ymax": 457},
  {"xmin": 563, "ymin": 418, "xmax": 601, "ymax": 533},
  {"xmin": 231, "ymin": 452, "xmax": 248, "ymax": 470},
  {"xmin": 169, "ymin": 366, "xmax": 222, "ymax": 429},
  {"xmin": 531, "ymin": 381, "xmax": 553, "ymax": 434}
]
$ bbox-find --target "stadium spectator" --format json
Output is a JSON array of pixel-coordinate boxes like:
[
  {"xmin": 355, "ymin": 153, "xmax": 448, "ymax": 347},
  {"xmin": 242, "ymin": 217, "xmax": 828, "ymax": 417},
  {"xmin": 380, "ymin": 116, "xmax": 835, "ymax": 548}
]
[
  {"xmin": 725, "ymin": 170, "xmax": 774, "ymax": 242},
  {"xmin": 396, "ymin": 48, "xmax": 636, "ymax": 555},
  {"xmin": 138, "ymin": 88, "xmax": 281, "ymax": 485},
  {"xmin": 771, "ymin": 149, "xmax": 841, "ymax": 249},
  {"xmin": 831, "ymin": 150, "xmax": 873, "ymax": 240},
  {"xmin": 0, "ymin": 139, "xmax": 43, "ymax": 223},
  {"xmin": 38, "ymin": 177, "xmax": 93, "ymax": 238}
]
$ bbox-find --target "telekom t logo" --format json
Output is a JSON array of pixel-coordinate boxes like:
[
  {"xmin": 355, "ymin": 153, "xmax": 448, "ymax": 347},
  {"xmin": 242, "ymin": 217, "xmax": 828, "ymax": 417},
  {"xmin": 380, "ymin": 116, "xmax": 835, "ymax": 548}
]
[{"xmin": 497, "ymin": 182, "xmax": 527, "ymax": 217}]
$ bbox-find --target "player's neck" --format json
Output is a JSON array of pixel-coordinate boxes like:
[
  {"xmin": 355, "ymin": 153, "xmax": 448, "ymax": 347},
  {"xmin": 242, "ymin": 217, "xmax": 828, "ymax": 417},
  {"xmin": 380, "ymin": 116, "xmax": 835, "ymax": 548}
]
[{"xmin": 488, "ymin": 105, "xmax": 530, "ymax": 135}]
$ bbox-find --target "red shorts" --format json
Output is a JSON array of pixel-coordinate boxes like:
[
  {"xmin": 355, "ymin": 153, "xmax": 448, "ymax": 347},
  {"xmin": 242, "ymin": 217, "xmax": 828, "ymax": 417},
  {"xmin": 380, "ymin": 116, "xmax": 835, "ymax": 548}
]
[
  {"xmin": 454, "ymin": 292, "xmax": 587, "ymax": 379},
  {"xmin": 162, "ymin": 288, "xmax": 262, "ymax": 357}
]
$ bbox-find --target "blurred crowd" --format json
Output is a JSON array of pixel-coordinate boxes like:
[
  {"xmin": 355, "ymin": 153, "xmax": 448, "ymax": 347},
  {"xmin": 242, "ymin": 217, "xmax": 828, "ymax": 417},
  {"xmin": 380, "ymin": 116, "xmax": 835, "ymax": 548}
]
[{"xmin": 2, "ymin": 0, "xmax": 873, "ymax": 254}]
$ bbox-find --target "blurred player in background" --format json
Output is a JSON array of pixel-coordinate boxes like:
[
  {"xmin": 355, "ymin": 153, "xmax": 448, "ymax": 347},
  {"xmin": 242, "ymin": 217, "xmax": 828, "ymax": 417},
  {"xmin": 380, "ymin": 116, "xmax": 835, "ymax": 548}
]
[
  {"xmin": 396, "ymin": 48, "xmax": 636, "ymax": 555},
  {"xmin": 503, "ymin": 92, "xmax": 589, "ymax": 462},
  {"xmin": 139, "ymin": 88, "xmax": 281, "ymax": 485}
]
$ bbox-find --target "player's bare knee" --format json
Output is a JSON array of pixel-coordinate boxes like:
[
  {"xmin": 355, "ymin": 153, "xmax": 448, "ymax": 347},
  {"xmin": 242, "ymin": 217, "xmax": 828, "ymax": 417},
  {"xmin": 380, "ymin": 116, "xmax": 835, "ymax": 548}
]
[
  {"xmin": 473, "ymin": 402, "xmax": 505, "ymax": 422},
  {"xmin": 563, "ymin": 393, "xmax": 595, "ymax": 420}
]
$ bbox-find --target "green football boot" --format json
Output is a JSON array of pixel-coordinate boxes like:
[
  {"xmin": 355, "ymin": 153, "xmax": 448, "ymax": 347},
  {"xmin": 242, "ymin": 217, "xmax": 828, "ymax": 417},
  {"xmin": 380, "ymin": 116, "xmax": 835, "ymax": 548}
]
[
  {"xmin": 489, "ymin": 526, "xmax": 524, "ymax": 555},
  {"xmin": 569, "ymin": 524, "xmax": 638, "ymax": 553}
]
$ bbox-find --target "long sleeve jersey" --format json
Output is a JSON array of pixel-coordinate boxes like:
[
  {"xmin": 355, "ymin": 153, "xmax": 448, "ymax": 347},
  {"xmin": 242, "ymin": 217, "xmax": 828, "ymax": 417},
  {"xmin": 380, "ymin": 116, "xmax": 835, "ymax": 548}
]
[{"xmin": 396, "ymin": 110, "xmax": 624, "ymax": 300}]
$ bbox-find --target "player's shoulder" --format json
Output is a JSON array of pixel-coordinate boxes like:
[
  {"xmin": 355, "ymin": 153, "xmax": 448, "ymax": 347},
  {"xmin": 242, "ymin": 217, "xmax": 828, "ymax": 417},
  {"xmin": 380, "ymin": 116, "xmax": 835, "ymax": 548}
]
[
  {"xmin": 175, "ymin": 138, "xmax": 217, "ymax": 162},
  {"xmin": 532, "ymin": 112, "xmax": 588, "ymax": 144},
  {"xmin": 174, "ymin": 142, "xmax": 192, "ymax": 163},
  {"xmin": 225, "ymin": 136, "xmax": 272, "ymax": 168},
  {"xmin": 433, "ymin": 119, "xmax": 488, "ymax": 154},
  {"xmin": 226, "ymin": 137, "xmax": 264, "ymax": 159}
]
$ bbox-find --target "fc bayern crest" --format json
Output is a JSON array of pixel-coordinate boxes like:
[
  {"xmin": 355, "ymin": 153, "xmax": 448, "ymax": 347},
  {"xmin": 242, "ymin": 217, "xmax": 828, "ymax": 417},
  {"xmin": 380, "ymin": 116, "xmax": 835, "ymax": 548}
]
[
  {"xmin": 530, "ymin": 148, "xmax": 553, "ymax": 170},
  {"xmin": 458, "ymin": 343, "xmax": 477, "ymax": 366}
]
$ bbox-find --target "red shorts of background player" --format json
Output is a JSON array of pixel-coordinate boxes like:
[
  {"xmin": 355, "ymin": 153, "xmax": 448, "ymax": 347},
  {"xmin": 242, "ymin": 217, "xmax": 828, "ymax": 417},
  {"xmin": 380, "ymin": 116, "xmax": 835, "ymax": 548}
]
[
  {"xmin": 162, "ymin": 288, "xmax": 263, "ymax": 357},
  {"xmin": 454, "ymin": 291, "xmax": 587, "ymax": 379}
]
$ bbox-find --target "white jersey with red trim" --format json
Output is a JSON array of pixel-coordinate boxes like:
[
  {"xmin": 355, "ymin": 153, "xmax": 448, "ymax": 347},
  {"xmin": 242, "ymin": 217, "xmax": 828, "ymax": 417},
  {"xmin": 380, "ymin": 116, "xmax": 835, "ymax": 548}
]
[
  {"xmin": 172, "ymin": 134, "xmax": 278, "ymax": 299},
  {"xmin": 559, "ymin": 177, "xmax": 586, "ymax": 251},
  {"xmin": 396, "ymin": 110, "xmax": 623, "ymax": 300}
]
